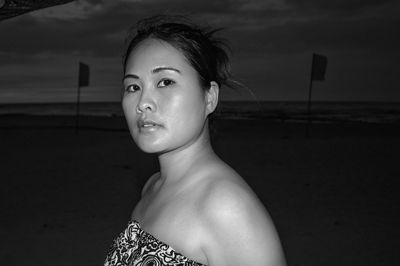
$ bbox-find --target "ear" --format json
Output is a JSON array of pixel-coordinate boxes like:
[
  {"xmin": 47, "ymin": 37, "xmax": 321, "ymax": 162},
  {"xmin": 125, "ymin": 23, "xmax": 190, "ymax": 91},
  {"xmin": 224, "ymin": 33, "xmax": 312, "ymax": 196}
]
[{"xmin": 205, "ymin": 81, "xmax": 219, "ymax": 116}]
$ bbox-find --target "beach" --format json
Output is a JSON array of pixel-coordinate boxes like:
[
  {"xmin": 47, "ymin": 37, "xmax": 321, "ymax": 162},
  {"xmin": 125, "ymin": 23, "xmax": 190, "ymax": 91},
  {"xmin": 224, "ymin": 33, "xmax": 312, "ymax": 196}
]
[{"xmin": 1, "ymin": 114, "xmax": 399, "ymax": 266}]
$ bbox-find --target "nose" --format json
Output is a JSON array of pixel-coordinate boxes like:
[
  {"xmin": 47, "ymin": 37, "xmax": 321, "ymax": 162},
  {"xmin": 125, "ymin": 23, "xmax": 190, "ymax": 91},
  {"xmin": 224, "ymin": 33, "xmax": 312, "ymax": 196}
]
[{"xmin": 136, "ymin": 89, "xmax": 156, "ymax": 114}]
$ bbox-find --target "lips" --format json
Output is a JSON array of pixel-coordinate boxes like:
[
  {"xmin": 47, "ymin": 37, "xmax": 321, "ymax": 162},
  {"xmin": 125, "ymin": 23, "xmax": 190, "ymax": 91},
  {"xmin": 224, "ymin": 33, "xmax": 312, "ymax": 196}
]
[{"xmin": 137, "ymin": 119, "xmax": 162, "ymax": 129}]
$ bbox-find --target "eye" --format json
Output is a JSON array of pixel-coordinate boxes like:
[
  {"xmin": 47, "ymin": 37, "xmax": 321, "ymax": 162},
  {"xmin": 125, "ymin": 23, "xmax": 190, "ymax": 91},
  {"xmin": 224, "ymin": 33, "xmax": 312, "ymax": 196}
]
[
  {"xmin": 157, "ymin": 79, "xmax": 175, "ymax": 88},
  {"xmin": 125, "ymin": 84, "xmax": 140, "ymax": 93}
]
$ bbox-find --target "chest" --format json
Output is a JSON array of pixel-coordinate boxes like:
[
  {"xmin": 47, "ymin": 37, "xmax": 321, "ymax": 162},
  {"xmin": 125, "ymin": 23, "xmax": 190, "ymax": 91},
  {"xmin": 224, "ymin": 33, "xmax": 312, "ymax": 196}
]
[{"xmin": 131, "ymin": 187, "xmax": 207, "ymax": 264}]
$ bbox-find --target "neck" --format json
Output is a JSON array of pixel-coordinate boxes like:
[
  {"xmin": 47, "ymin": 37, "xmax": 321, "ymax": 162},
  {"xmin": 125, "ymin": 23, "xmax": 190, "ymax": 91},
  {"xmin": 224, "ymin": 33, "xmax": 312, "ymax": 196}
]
[{"xmin": 157, "ymin": 122, "xmax": 217, "ymax": 184}]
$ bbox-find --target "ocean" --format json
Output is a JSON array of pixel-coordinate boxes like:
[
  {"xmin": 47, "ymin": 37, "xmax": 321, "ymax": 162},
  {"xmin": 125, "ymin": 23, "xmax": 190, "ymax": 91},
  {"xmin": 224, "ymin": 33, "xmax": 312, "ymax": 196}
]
[{"xmin": 1, "ymin": 101, "xmax": 399, "ymax": 124}]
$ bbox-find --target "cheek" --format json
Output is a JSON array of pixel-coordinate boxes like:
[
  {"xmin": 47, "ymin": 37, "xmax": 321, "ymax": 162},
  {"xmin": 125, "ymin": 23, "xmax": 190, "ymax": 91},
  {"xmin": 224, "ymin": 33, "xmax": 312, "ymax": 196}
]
[
  {"xmin": 122, "ymin": 96, "xmax": 139, "ymax": 129},
  {"xmin": 122, "ymin": 93, "xmax": 139, "ymax": 113},
  {"xmin": 164, "ymin": 90, "xmax": 206, "ymax": 129},
  {"xmin": 122, "ymin": 97, "xmax": 132, "ymax": 118}
]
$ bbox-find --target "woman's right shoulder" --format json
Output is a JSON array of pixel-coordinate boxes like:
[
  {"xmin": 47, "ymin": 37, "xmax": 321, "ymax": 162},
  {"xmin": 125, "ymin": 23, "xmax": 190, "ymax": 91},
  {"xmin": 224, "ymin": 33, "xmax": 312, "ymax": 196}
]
[{"xmin": 141, "ymin": 172, "xmax": 160, "ymax": 197}]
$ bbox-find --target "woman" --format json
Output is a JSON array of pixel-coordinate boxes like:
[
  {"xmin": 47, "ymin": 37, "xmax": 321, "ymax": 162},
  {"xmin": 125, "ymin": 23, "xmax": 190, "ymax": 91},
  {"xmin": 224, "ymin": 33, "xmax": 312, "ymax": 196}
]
[{"xmin": 105, "ymin": 15, "xmax": 286, "ymax": 266}]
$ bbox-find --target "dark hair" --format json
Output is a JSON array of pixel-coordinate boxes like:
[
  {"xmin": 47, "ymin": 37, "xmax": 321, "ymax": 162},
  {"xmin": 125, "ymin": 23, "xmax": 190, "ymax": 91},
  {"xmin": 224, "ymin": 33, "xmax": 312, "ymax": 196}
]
[{"xmin": 123, "ymin": 15, "xmax": 235, "ymax": 91}]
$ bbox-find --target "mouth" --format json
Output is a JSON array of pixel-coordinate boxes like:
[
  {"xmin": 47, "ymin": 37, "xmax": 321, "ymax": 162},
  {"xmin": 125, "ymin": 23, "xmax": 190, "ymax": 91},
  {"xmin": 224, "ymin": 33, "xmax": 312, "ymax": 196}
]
[{"xmin": 137, "ymin": 119, "xmax": 163, "ymax": 131}]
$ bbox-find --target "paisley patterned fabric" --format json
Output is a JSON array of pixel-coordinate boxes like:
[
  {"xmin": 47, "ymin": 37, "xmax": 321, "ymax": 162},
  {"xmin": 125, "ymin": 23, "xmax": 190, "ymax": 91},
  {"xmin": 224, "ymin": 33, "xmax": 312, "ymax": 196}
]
[{"xmin": 104, "ymin": 220, "xmax": 206, "ymax": 266}]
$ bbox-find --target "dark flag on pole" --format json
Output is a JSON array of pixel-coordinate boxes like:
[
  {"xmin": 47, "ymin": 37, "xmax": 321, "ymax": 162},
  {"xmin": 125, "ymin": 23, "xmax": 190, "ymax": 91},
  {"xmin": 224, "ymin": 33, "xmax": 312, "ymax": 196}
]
[
  {"xmin": 0, "ymin": 0, "xmax": 74, "ymax": 21},
  {"xmin": 306, "ymin": 53, "xmax": 328, "ymax": 136},
  {"xmin": 311, "ymin": 53, "xmax": 328, "ymax": 81},
  {"xmin": 76, "ymin": 62, "xmax": 89, "ymax": 133},
  {"xmin": 78, "ymin": 62, "xmax": 90, "ymax": 87}
]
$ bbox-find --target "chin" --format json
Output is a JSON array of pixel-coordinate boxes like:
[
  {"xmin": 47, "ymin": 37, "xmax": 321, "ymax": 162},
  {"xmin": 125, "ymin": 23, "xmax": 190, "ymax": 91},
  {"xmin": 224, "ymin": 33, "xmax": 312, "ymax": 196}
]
[
  {"xmin": 136, "ymin": 143, "xmax": 163, "ymax": 154},
  {"xmin": 132, "ymin": 135, "xmax": 166, "ymax": 154}
]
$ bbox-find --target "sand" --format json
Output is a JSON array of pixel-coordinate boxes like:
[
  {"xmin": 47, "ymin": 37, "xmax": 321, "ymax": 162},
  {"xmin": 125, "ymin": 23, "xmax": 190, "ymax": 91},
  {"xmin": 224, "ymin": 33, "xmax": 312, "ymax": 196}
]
[{"xmin": 1, "ymin": 115, "xmax": 399, "ymax": 266}]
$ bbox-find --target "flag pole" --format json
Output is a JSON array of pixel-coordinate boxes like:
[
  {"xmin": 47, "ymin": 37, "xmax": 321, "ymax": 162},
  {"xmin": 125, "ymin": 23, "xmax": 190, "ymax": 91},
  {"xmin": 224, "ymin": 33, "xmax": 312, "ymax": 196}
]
[
  {"xmin": 306, "ymin": 53, "xmax": 327, "ymax": 137},
  {"xmin": 75, "ymin": 62, "xmax": 90, "ymax": 134},
  {"xmin": 306, "ymin": 56, "xmax": 314, "ymax": 137},
  {"xmin": 75, "ymin": 78, "xmax": 81, "ymax": 134}
]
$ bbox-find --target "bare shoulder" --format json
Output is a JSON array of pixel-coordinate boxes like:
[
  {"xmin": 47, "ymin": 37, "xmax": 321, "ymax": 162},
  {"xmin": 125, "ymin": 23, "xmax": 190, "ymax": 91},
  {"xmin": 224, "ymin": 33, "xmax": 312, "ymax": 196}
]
[{"xmin": 197, "ymin": 166, "xmax": 286, "ymax": 266}]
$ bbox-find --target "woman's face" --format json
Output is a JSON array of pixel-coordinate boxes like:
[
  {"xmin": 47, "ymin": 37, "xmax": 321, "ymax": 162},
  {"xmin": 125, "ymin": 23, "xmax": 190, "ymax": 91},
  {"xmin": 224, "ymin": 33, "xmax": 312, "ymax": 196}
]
[{"xmin": 122, "ymin": 38, "xmax": 211, "ymax": 154}]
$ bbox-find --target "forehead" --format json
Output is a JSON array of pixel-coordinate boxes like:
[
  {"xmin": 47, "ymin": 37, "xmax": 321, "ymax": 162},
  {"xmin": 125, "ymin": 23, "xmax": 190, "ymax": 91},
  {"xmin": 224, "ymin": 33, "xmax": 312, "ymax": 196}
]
[{"xmin": 125, "ymin": 38, "xmax": 192, "ymax": 73}]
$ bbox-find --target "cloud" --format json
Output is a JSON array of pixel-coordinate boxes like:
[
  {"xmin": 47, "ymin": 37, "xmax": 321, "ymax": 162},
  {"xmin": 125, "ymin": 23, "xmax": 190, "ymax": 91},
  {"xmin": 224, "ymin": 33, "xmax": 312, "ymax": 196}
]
[
  {"xmin": 28, "ymin": 0, "xmax": 143, "ymax": 21},
  {"xmin": 3, "ymin": 0, "xmax": 396, "ymax": 57},
  {"xmin": 1, "ymin": 0, "xmax": 399, "ymax": 102},
  {"xmin": 228, "ymin": 16, "xmax": 400, "ymax": 56},
  {"xmin": 29, "ymin": 0, "xmax": 103, "ymax": 20},
  {"xmin": 285, "ymin": 0, "xmax": 397, "ymax": 11}
]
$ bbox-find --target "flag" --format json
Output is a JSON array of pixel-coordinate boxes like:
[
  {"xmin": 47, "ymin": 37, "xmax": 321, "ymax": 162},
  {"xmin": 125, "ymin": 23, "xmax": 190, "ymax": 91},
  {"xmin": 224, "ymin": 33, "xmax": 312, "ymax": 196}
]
[
  {"xmin": 0, "ymin": 0, "xmax": 74, "ymax": 21},
  {"xmin": 311, "ymin": 53, "xmax": 328, "ymax": 81},
  {"xmin": 79, "ymin": 62, "xmax": 89, "ymax": 87}
]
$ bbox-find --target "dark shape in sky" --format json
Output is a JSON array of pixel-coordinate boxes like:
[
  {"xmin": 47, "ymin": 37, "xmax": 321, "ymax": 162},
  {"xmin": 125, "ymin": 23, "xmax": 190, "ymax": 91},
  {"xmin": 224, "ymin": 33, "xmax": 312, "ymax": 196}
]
[
  {"xmin": 0, "ymin": 0, "xmax": 73, "ymax": 21},
  {"xmin": 311, "ymin": 54, "xmax": 327, "ymax": 81},
  {"xmin": 78, "ymin": 62, "xmax": 89, "ymax": 87}
]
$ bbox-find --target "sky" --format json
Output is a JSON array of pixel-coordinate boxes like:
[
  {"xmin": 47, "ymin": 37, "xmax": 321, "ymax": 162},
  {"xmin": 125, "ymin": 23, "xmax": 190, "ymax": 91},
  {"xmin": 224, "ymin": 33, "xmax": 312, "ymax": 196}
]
[{"xmin": 1, "ymin": 0, "xmax": 399, "ymax": 103}]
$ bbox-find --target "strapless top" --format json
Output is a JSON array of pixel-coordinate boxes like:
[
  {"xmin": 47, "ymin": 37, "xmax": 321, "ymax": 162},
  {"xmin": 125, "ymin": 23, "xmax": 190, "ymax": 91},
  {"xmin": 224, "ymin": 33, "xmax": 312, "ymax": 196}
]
[{"xmin": 104, "ymin": 220, "xmax": 206, "ymax": 266}]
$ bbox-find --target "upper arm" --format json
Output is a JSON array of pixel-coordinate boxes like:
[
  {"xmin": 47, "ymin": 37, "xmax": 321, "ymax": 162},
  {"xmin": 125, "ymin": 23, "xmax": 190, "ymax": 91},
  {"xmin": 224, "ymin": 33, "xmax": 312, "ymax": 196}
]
[{"xmin": 200, "ymin": 180, "xmax": 287, "ymax": 266}]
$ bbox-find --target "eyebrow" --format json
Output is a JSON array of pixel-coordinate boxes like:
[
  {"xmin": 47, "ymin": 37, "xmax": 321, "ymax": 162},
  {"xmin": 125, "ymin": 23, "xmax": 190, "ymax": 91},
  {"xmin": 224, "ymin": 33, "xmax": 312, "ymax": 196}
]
[
  {"xmin": 152, "ymin": 66, "xmax": 181, "ymax": 74},
  {"xmin": 123, "ymin": 74, "xmax": 139, "ymax": 81},
  {"xmin": 123, "ymin": 66, "xmax": 181, "ymax": 81}
]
